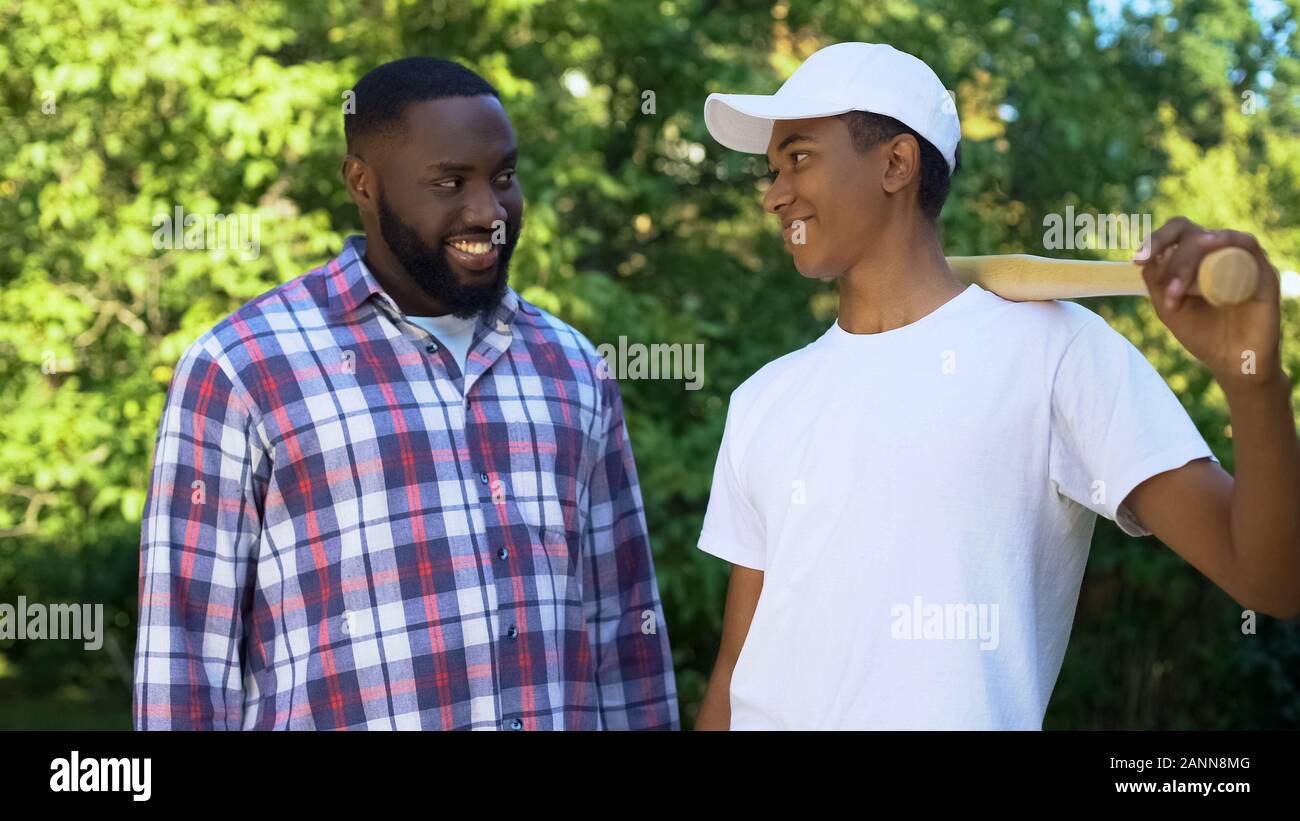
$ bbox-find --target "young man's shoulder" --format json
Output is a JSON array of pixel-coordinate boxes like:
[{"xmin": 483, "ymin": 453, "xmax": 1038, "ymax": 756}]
[
  {"xmin": 965, "ymin": 285, "xmax": 1105, "ymax": 336},
  {"xmin": 725, "ymin": 291, "xmax": 1111, "ymax": 412},
  {"xmin": 725, "ymin": 337, "xmax": 823, "ymax": 418},
  {"xmin": 937, "ymin": 287, "xmax": 1118, "ymax": 365}
]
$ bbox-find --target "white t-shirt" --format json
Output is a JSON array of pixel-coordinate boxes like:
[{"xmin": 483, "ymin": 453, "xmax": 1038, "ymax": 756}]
[
  {"xmin": 407, "ymin": 313, "xmax": 479, "ymax": 376},
  {"xmin": 697, "ymin": 284, "xmax": 1216, "ymax": 730}
]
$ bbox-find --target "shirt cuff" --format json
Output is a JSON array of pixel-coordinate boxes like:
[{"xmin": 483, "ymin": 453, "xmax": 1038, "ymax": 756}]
[
  {"xmin": 1113, "ymin": 444, "xmax": 1218, "ymax": 537},
  {"xmin": 697, "ymin": 532, "xmax": 765, "ymax": 571}
]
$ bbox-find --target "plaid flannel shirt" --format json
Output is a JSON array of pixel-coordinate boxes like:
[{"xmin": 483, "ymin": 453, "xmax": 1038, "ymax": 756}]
[{"xmin": 133, "ymin": 235, "xmax": 679, "ymax": 730}]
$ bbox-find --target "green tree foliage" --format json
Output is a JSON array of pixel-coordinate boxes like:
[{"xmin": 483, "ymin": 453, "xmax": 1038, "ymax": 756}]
[{"xmin": 1, "ymin": 0, "xmax": 1297, "ymax": 728}]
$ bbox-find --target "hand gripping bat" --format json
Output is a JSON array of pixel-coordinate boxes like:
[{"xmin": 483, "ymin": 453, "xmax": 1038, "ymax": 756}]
[{"xmin": 946, "ymin": 247, "xmax": 1260, "ymax": 307}]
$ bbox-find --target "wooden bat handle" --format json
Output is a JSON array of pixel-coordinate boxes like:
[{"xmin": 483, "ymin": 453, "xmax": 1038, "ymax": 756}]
[
  {"xmin": 946, "ymin": 247, "xmax": 1260, "ymax": 306},
  {"xmin": 1197, "ymin": 247, "xmax": 1260, "ymax": 306}
]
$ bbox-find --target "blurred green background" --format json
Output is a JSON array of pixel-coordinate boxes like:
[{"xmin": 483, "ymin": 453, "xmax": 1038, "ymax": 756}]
[{"xmin": 2, "ymin": 0, "xmax": 1299, "ymax": 729}]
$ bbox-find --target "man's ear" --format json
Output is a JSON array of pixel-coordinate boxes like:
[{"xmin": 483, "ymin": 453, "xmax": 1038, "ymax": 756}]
[
  {"xmin": 342, "ymin": 153, "xmax": 378, "ymax": 213},
  {"xmin": 880, "ymin": 133, "xmax": 921, "ymax": 195}
]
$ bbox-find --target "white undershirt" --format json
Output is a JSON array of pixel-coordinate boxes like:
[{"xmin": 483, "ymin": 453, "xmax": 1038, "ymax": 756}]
[{"xmin": 407, "ymin": 313, "xmax": 479, "ymax": 375}]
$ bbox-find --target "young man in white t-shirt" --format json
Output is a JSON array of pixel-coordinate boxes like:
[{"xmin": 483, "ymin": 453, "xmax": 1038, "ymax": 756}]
[{"xmin": 694, "ymin": 42, "xmax": 1299, "ymax": 730}]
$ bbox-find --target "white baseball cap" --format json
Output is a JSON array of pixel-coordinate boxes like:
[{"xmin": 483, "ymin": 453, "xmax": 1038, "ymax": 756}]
[{"xmin": 704, "ymin": 42, "xmax": 961, "ymax": 174}]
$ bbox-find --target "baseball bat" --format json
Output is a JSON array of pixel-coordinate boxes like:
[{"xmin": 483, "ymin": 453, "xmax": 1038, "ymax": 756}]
[{"xmin": 946, "ymin": 247, "xmax": 1259, "ymax": 307}]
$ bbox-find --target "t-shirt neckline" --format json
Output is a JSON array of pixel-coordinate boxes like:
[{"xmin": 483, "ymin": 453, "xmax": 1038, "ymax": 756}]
[
  {"xmin": 823, "ymin": 283, "xmax": 982, "ymax": 347},
  {"xmin": 409, "ymin": 312, "xmax": 479, "ymax": 331}
]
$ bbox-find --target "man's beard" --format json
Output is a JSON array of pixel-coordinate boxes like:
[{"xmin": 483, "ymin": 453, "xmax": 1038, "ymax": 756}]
[{"xmin": 376, "ymin": 193, "xmax": 521, "ymax": 319}]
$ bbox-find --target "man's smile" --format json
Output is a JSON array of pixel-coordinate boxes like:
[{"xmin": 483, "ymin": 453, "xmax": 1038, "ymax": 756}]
[{"xmin": 444, "ymin": 233, "xmax": 500, "ymax": 271}]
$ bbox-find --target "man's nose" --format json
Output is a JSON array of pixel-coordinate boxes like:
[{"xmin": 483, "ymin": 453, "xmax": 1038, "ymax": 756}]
[{"xmin": 465, "ymin": 180, "xmax": 509, "ymax": 228}]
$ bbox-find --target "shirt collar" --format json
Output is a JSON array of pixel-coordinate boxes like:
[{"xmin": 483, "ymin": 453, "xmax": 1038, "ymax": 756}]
[{"xmin": 325, "ymin": 234, "xmax": 535, "ymax": 328}]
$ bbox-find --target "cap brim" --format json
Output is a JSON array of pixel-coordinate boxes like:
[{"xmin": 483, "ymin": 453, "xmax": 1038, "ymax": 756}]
[{"xmin": 704, "ymin": 92, "xmax": 851, "ymax": 154}]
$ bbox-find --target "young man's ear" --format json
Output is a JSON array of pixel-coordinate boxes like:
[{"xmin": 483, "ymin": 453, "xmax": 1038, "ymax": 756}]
[{"xmin": 881, "ymin": 133, "xmax": 921, "ymax": 195}]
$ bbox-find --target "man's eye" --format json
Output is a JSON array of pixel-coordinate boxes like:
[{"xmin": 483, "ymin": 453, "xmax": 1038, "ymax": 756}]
[
  {"xmin": 764, "ymin": 167, "xmax": 779, "ymax": 181},
  {"xmin": 430, "ymin": 179, "xmax": 460, "ymax": 190},
  {"xmin": 791, "ymin": 151, "xmax": 809, "ymax": 165},
  {"xmin": 495, "ymin": 170, "xmax": 516, "ymax": 186}
]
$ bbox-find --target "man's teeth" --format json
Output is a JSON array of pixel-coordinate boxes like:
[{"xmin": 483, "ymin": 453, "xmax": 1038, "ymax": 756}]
[{"xmin": 447, "ymin": 240, "xmax": 492, "ymax": 255}]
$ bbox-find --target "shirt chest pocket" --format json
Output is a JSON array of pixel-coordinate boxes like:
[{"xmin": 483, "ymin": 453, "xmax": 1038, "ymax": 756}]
[{"xmin": 498, "ymin": 419, "xmax": 595, "ymax": 576}]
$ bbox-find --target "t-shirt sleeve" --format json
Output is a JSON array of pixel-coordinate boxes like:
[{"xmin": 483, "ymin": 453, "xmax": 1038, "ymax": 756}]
[
  {"xmin": 697, "ymin": 394, "xmax": 767, "ymax": 570},
  {"xmin": 1048, "ymin": 313, "xmax": 1218, "ymax": 537}
]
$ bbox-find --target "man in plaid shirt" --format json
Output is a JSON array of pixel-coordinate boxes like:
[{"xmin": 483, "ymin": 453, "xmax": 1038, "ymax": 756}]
[{"xmin": 133, "ymin": 57, "xmax": 679, "ymax": 730}]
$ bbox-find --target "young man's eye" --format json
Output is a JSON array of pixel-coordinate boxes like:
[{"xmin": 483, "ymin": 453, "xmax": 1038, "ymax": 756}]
[
  {"xmin": 430, "ymin": 178, "xmax": 461, "ymax": 190},
  {"xmin": 764, "ymin": 167, "xmax": 779, "ymax": 181},
  {"xmin": 495, "ymin": 170, "xmax": 516, "ymax": 186},
  {"xmin": 791, "ymin": 151, "xmax": 809, "ymax": 165}
]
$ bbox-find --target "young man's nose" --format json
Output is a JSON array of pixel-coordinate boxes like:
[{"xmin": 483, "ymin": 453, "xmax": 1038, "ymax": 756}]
[{"xmin": 763, "ymin": 175, "xmax": 794, "ymax": 215}]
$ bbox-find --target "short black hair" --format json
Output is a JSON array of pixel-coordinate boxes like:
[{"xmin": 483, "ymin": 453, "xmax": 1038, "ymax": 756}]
[
  {"xmin": 838, "ymin": 111, "xmax": 961, "ymax": 222},
  {"xmin": 344, "ymin": 57, "xmax": 500, "ymax": 152}
]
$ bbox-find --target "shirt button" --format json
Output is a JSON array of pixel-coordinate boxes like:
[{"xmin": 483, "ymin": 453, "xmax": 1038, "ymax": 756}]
[
  {"xmin": 507, "ymin": 625, "xmax": 518, "ymax": 639},
  {"xmin": 509, "ymin": 718, "xmax": 523, "ymax": 731},
  {"xmin": 497, "ymin": 547, "xmax": 508, "ymax": 560},
  {"xmin": 479, "ymin": 472, "xmax": 489, "ymax": 484},
  {"xmin": 425, "ymin": 342, "xmax": 438, "ymax": 353}
]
